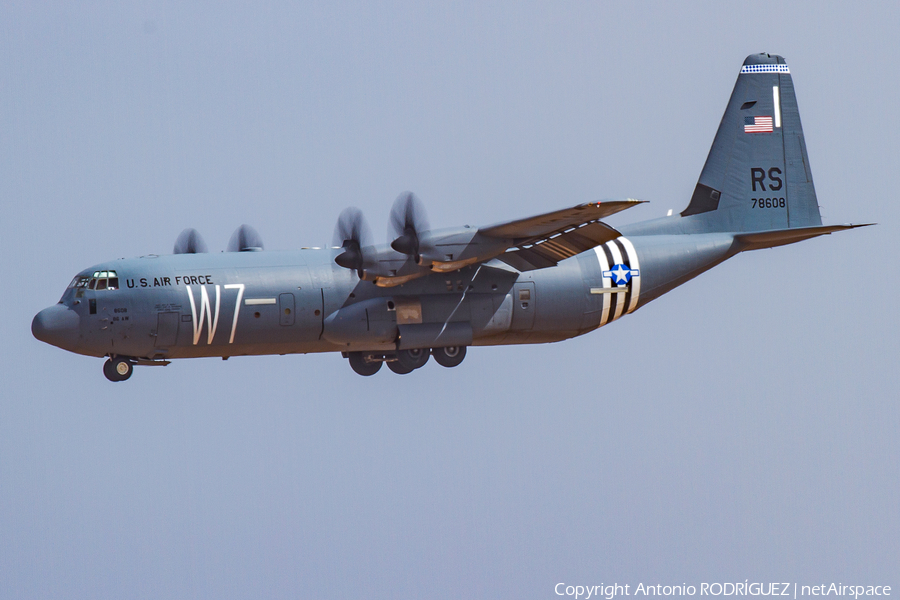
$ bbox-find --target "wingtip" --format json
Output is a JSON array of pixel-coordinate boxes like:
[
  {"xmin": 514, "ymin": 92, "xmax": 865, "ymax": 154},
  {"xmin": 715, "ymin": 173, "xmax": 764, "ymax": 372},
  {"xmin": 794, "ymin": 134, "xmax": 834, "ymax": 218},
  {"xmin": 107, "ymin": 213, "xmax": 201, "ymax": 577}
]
[{"xmin": 592, "ymin": 198, "xmax": 647, "ymax": 206}]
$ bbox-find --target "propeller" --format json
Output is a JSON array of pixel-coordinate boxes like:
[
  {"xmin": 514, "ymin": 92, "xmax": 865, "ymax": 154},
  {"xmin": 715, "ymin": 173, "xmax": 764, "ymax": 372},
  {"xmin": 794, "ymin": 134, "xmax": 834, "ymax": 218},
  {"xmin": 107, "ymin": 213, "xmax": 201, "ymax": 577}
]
[
  {"xmin": 333, "ymin": 207, "xmax": 372, "ymax": 279},
  {"xmin": 389, "ymin": 191, "xmax": 430, "ymax": 263},
  {"xmin": 227, "ymin": 224, "xmax": 264, "ymax": 252},
  {"xmin": 173, "ymin": 228, "xmax": 208, "ymax": 254}
]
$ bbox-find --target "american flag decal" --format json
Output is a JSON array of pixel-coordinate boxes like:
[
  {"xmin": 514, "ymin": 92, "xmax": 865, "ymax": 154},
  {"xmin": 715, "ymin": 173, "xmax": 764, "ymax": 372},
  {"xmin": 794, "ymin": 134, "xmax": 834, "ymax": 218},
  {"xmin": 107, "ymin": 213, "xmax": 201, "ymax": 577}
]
[{"xmin": 744, "ymin": 116, "xmax": 774, "ymax": 133}]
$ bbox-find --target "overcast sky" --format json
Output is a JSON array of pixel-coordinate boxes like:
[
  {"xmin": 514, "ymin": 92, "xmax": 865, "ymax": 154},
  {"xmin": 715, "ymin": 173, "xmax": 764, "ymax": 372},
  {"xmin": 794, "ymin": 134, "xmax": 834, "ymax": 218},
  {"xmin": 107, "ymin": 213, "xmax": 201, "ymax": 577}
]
[{"xmin": 1, "ymin": 2, "xmax": 897, "ymax": 598}]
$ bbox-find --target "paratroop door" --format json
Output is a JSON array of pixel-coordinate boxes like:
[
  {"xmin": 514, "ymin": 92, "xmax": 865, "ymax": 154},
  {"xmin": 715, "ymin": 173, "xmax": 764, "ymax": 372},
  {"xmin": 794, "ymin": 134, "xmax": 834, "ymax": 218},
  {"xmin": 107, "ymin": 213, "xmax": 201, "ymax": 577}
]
[{"xmin": 155, "ymin": 312, "xmax": 179, "ymax": 347}]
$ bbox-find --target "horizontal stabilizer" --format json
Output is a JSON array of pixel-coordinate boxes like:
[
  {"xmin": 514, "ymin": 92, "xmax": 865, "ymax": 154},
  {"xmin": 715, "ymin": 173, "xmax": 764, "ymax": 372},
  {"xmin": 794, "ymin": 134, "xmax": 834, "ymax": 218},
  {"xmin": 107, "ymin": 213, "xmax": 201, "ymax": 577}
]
[
  {"xmin": 480, "ymin": 199, "xmax": 644, "ymax": 242},
  {"xmin": 734, "ymin": 223, "xmax": 874, "ymax": 251}
]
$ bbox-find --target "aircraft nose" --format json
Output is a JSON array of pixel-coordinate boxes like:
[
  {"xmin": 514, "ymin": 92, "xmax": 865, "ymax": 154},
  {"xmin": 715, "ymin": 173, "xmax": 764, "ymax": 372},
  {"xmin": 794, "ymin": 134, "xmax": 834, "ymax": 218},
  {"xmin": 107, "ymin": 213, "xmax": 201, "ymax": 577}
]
[{"xmin": 32, "ymin": 305, "xmax": 81, "ymax": 349}]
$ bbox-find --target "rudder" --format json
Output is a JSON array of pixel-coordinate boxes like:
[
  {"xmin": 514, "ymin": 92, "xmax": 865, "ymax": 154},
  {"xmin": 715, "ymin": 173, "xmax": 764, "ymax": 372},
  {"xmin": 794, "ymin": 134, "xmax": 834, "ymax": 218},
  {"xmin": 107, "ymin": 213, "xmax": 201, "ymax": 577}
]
[{"xmin": 681, "ymin": 53, "xmax": 822, "ymax": 232}]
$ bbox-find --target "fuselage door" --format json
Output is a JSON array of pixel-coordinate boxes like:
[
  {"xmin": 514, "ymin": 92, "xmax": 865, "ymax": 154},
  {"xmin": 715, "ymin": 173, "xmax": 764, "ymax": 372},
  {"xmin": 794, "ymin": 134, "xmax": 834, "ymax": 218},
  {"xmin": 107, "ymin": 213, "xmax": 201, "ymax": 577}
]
[
  {"xmin": 155, "ymin": 312, "xmax": 180, "ymax": 347},
  {"xmin": 294, "ymin": 265, "xmax": 325, "ymax": 342},
  {"xmin": 511, "ymin": 281, "xmax": 536, "ymax": 330},
  {"xmin": 279, "ymin": 293, "xmax": 295, "ymax": 326}
]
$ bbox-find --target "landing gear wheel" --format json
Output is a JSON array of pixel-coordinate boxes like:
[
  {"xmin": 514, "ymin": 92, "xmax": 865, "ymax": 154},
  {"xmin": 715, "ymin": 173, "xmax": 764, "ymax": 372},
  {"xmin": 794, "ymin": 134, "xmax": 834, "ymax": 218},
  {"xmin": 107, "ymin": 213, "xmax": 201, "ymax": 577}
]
[
  {"xmin": 104, "ymin": 357, "xmax": 133, "ymax": 382},
  {"xmin": 396, "ymin": 348, "xmax": 430, "ymax": 370},
  {"xmin": 103, "ymin": 359, "xmax": 117, "ymax": 381},
  {"xmin": 432, "ymin": 346, "xmax": 466, "ymax": 368},
  {"xmin": 348, "ymin": 352, "xmax": 382, "ymax": 376},
  {"xmin": 387, "ymin": 359, "xmax": 414, "ymax": 375}
]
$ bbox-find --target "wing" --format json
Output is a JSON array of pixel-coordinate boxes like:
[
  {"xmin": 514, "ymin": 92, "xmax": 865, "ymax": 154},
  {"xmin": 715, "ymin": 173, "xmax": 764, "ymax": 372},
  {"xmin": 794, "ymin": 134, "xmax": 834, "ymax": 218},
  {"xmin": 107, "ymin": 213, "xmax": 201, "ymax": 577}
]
[
  {"xmin": 352, "ymin": 199, "xmax": 646, "ymax": 286},
  {"xmin": 480, "ymin": 199, "xmax": 645, "ymax": 271},
  {"xmin": 478, "ymin": 199, "xmax": 644, "ymax": 241}
]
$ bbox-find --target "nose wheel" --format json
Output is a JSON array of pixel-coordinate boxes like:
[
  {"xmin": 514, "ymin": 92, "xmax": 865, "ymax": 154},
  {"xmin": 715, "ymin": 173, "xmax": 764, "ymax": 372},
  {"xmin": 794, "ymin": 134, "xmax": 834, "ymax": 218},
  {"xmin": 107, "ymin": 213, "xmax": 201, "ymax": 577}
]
[{"xmin": 103, "ymin": 357, "xmax": 134, "ymax": 382}]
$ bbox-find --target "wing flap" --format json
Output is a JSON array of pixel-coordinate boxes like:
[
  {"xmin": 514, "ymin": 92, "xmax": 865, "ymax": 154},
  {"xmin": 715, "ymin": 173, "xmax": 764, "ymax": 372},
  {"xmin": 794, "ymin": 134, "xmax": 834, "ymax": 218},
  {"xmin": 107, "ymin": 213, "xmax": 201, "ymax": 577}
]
[{"xmin": 496, "ymin": 220, "xmax": 622, "ymax": 271}]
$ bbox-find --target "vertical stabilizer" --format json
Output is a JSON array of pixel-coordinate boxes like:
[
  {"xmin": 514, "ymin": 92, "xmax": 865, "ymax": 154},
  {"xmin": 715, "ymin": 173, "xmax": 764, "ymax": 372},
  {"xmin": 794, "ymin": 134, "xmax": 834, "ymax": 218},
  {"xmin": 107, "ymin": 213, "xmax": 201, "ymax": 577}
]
[{"xmin": 681, "ymin": 53, "xmax": 821, "ymax": 232}]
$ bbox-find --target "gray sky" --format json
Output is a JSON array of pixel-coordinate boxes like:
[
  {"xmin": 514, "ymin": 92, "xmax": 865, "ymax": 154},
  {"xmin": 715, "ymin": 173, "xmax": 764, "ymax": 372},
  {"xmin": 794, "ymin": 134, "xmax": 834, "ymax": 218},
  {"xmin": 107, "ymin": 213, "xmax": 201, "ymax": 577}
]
[{"xmin": 2, "ymin": 1, "xmax": 897, "ymax": 598}]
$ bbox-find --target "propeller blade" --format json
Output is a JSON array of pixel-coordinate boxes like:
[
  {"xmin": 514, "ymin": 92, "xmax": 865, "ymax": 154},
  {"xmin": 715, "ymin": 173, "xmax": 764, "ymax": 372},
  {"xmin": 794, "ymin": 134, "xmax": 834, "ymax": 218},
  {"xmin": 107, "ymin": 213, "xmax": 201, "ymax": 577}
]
[
  {"xmin": 333, "ymin": 207, "xmax": 372, "ymax": 248},
  {"xmin": 389, "ymin": 191, "xmax": 429, "ymax": 261},
  {"xmin": 333, "ymin": 207, "xmax": 372, "ymax": 279},
  {"xmin": 227, "ymin": 224, "xmax": 264, "ymax": 252},
  {"xmin": 173, "ymin": 228, "xmax": 208, "ymax": 254}
]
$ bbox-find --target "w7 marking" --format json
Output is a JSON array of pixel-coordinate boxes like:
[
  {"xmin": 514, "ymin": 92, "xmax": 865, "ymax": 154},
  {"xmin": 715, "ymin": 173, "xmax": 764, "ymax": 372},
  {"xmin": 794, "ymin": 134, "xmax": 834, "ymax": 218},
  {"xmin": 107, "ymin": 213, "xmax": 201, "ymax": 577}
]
[{"xmin": 185, "ymin": 284, "xmax": 245, "ymax": 345}]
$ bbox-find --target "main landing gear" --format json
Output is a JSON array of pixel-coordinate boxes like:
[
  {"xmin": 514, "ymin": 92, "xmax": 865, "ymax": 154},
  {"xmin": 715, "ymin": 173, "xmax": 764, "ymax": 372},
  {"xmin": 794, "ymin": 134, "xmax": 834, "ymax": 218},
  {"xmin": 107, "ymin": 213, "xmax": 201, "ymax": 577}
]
[
  {"xmin": 431, "ymin": 346, "xmax": 466, "ymax": 368},
  {"xmin": 103, "ymin": 356, "xmax": 134, "ymax": 382},
  {"xmin": 348, "ymin": 352, "xmax": 382, "ymax": 376},
  {"xmin": 346, "ymin": 346, "xmax": 467, "ymax": 376}
]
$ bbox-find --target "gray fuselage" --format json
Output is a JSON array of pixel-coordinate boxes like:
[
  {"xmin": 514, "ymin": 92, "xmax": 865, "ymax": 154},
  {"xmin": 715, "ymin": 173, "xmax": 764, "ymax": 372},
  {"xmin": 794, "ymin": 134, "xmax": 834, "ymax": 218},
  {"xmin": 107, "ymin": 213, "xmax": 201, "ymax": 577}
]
[{"xmin": 33, "ymin": 228, "xmax": 739, "ymax": 363}]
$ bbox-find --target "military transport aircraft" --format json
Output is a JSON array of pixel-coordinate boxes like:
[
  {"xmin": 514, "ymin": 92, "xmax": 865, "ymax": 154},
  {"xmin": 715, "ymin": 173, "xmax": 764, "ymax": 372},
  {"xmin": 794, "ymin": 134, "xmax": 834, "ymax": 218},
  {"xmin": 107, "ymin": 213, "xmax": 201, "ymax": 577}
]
[{"xmin": 33, "ymin": 53, "xmax": 868, "ymax": 380}]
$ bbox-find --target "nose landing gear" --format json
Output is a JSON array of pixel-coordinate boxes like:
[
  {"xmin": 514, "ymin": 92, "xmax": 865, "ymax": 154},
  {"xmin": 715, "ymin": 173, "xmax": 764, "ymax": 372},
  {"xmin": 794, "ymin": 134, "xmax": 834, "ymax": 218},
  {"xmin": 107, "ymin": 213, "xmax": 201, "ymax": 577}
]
[{"xmin": 103, "ymin": 356, "xmax": 134, "ymax": 382}]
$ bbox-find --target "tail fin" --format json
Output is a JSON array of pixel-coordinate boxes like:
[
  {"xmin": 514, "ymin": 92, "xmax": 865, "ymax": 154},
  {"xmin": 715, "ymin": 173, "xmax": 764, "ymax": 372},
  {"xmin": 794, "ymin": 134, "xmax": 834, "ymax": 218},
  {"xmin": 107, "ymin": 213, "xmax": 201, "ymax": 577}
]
[{"xmin": 681, "ymin": 53, "xmax": 822, "ymax": 232}]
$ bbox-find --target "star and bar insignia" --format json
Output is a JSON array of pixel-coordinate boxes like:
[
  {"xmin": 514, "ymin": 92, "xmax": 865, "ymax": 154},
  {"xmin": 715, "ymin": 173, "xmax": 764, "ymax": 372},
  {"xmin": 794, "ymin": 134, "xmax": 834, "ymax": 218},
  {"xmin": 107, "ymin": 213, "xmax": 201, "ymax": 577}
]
[{"xmin": 603, "ymin": 263, "xmax": 640, "ymax": 285}]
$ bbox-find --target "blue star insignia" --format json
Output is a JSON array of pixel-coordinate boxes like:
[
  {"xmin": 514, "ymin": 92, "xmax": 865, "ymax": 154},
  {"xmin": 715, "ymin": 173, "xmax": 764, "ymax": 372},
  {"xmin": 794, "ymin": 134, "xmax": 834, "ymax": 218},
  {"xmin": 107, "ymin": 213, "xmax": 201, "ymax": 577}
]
[{"xmin": 603, "ymin": 263, "xmax": 639, "ymax": 285}]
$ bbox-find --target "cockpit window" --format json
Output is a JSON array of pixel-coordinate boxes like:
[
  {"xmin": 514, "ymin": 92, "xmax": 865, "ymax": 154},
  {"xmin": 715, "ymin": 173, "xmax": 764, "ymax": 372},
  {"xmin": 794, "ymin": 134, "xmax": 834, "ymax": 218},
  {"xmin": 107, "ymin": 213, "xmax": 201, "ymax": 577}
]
[{"xmin": 75, "ymin": 271, "xmax": 119, "ymax": 292}]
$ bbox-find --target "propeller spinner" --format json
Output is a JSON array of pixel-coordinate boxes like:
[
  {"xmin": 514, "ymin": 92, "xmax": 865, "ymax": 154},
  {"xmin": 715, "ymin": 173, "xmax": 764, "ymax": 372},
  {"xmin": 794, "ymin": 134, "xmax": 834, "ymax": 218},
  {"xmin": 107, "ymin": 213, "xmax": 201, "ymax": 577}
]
[
  {"xmin": 227, "ymin": 224, "xmax": 264, "ymax": 252},
  {"xmin": 173, "ymin": 228, "xmax": 208, "ymax": 254}
]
